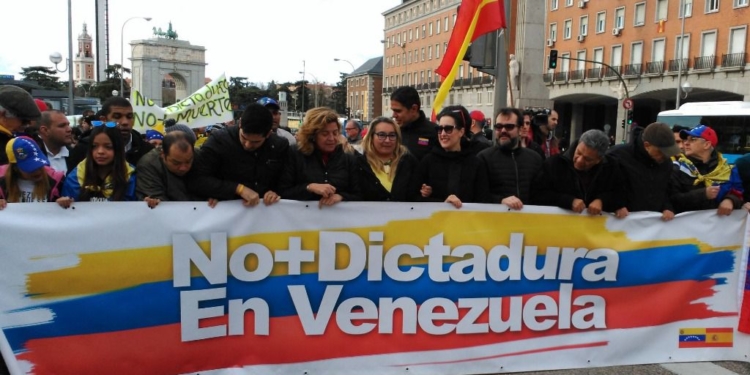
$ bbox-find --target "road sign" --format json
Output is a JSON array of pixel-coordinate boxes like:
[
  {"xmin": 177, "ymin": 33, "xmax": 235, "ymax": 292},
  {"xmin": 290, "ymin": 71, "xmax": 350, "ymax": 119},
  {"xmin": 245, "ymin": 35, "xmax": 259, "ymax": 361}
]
[{"xmin": 623, "ymin": 98, "xmax": 634, "ymax": 110}]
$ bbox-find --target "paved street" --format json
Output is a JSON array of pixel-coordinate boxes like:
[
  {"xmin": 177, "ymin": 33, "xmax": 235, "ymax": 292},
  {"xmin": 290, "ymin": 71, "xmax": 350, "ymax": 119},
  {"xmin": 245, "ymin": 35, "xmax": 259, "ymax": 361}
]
[{"xmin": 505, "ymin": 362, "xmax": 750, "ymax": 375}]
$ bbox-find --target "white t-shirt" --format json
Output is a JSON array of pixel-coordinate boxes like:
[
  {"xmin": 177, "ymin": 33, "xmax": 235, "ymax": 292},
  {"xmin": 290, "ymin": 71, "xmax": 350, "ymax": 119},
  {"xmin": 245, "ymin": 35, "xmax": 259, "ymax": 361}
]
[{"xmin": 17, "ymin": 179, "xmax": 48, "ymax": 203}]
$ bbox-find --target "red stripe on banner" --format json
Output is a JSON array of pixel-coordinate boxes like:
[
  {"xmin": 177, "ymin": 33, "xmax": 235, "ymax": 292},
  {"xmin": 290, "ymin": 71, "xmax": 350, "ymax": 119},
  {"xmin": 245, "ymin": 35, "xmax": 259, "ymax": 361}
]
[
  {"xmin": 395, "ymin": 341, "xmax": 609, "ymax": 366},
  {"xmin": 705, "ymin": 327, "xmax": 734, "ymax": 333},
  {"xmin": 17, "ymin": 280, "xmax": 730, "ymax": 375},
  {"xmin": 679, "ymin": 342, "xmax": 734, "ymax": 348}
]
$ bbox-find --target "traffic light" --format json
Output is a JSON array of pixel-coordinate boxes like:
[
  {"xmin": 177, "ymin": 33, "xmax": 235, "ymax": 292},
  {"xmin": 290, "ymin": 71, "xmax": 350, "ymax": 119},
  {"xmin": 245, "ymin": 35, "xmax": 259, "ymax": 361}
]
[
  {"xmin": 548, "ymin": 50, "xmax": 558, "ymax": 69},
  {"xmin": 345, "ymin": 107, "xmax": 351, "ymax": 118},
  {"xmin": 621, "ymin": 119, "xmax": 626, "ymax": 128},
  {"xmin": 626, "ymin": 110, "xmax": 634, "ymax": 125}
]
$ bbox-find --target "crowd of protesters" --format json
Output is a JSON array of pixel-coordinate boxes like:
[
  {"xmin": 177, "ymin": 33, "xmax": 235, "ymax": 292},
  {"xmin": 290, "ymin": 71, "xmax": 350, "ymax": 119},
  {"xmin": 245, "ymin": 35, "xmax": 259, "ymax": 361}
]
[{"xmin": 1, "ymin": 84, "xmax": 749, "ymax": 219}]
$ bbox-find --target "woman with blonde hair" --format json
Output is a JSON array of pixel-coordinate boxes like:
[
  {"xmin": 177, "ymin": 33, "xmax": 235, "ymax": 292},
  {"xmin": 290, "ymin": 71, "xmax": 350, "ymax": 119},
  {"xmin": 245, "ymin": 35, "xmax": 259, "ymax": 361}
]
[
  {"xmin": 279, "ymin": 107, "xmax": 361, "ymax": 206},
  {"xmin": 356, "ymin": 117, "xmax": 420, "ymax": 201}
]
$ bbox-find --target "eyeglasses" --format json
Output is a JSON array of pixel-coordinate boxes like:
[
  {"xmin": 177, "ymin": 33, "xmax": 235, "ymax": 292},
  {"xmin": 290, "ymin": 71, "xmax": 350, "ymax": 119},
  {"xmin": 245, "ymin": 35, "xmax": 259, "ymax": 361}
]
[
  {"xmin": 494, "ymin": 123, "xmax": 517, "ymax": 131},
  {"xmin": 91, "ymin": 121, "xmax": 117, "ymax": 128},
  {"xmin": 436, "ymin": 125, "xmax": 457, "ymax": 134},
  {"xmin": 375, "ymin": 132, "xmax": 397, "ymax": 141}
]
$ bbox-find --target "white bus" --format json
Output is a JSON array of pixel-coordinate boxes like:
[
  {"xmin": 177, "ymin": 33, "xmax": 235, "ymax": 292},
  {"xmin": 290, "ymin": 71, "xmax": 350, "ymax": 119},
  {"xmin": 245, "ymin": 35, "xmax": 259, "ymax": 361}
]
[{"xmin": 657, "ymin": 101, "xmax": 750, "ymax": 163}]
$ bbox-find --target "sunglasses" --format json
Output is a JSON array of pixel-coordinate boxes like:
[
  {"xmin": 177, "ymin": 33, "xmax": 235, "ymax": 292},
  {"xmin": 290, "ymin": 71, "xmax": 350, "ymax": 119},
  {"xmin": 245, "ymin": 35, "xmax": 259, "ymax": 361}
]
[
  {"xmin": 494, "ymin": 123, "xmax": 517, "ymax": 131},
  {"xmin": 375, "ymin": 132, "xmax": 397, "ymax": 141},
  {"xmin": 436, "ymin": 125, "xmax": 457, "ymax": 134},
  {"xmin": 91, "ymin": 121, "xmax": 117, "ymax": 128}
]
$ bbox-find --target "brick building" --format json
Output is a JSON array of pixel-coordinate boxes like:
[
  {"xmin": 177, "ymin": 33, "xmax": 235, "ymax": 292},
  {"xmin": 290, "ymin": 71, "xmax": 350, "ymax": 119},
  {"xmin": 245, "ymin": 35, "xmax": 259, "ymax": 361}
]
[
  {"xmin": 546, "ymin": 0, "xmax": 750, "ymax": 143},
  {"xmin": 347, "ymin": 57, "xmax": 383, "ymax": 121}
]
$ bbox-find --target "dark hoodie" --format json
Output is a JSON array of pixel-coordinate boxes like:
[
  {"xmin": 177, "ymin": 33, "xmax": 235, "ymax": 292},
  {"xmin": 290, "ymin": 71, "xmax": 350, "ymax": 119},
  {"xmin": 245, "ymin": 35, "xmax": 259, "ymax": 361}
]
[
  {"xmin": 400, "ymin": 110, "xmax": 438, "ymax": 161},
  {"xmin": 417, "ymin": 137, "xmax": 491, "ymax": 203},
  {"xmin": 533, "ymin": 139, "xmax": 627, "ymax": 212},
  {"xmin": 606, "ymin": 126, "xmax": 674, "ymax": 212}
]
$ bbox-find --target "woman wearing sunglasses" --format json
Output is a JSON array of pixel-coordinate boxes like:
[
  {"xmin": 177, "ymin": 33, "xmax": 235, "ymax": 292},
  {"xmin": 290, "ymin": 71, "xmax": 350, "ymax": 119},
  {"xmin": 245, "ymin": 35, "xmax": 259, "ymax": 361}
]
[
  {"xmin": 62, "ymin": 121, "xmax": 136, "ymax": 202},
  {"xmin": 418, "ymin": 105, "xmax": 491, "ymax": 208},
  {"xmin": 356, "ymin": 117, "xmax": 420, "ymax": 201}
]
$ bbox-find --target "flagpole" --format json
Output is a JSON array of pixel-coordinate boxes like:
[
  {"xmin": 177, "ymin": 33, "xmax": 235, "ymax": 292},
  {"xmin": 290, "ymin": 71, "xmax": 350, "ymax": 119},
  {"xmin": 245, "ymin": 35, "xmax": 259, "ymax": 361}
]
[{"xmin": 492, "ymin": 0, "xmax": 511, "ymax": 117}]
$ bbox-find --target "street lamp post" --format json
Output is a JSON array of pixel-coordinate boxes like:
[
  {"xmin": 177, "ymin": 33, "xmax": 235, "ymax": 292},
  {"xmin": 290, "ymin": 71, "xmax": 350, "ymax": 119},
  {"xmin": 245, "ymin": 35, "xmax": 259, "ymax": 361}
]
[
  {"xmin": 675, "ymin": 0, "xmax": 691, "ymax": 108},
  {"xmin": 49, "ymin": 0, "xmax": 75, "ymax": 115},
  {"xmin": 333, "ymin": 58, "xmax": 355, "ymax": 72},
  {"xmin": 301, "ymin": 60, "xmax": 306, "ymax": 115},
  {"xmin": 121, "ymin": 16, "xmax": 152, "ymax": 98}
]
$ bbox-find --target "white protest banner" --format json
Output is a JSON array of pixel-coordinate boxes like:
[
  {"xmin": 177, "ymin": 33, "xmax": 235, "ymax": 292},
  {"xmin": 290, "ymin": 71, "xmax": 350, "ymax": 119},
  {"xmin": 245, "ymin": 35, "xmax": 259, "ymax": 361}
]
[
  {"xmin": 131, "ymin": 73, "xmax": 232, "ymax": 131},
  {"xmin": 0, "ymin": 202, "xmax": 749, "ymax": 375}
]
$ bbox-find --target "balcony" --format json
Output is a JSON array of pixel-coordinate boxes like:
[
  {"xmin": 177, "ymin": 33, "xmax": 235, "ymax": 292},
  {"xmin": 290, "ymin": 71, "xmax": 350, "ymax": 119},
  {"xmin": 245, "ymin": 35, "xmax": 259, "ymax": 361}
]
[
  {"xmin": 668, "ymin": 58, "xmax": 689, "ymax": 73},
  {"xmin": 603, "ymin": 65, "xmax": 621, "ymax": 79},
  {"xmin": 623, "ymin": 63, "xmax": 641, "ymax": 77},
  {"xmin": 543, "ymin": 72, "xmax": 553, "ymax": 84},
  {"xmin": 586, "ymin": 67, "xmax": 602, "ymax": 81},
  {"xmin": 554, "ymin": 71, "xmax": 568, "ymax": 83},
  {"xmin": 472, "ymin": 76, "xmax": 482, "ymax": 85},
  {"xmin": 721, "ymin": 52, "xmax": 746, "ymax": 69},
  {"xmin": 430, "ymin": 82, "xmax": 438, "ymax": 89},
  {"xmin": 482, "ymin": 75, "xmax": 493, "ymax": 84},
  {"xmin": 645, "ymin": 61, "xmax": 664, "ymax": 75},
  {"xmin": 569, "ymin": 69, "xmax": 584, "ymax": 81},
  {"xmin": 693, "ymin": 55, "xmax": 715, "ymax": 70}
]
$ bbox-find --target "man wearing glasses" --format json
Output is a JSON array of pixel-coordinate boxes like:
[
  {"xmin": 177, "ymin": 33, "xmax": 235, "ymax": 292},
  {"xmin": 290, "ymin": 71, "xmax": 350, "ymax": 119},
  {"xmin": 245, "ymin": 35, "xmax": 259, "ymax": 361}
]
[
  {"xmin": 0, "ymin": 85, "xmax": 42, "ymax": 165},
  {"xmin": 670, "ymin": 125, "xmax": 744, "ymax": 216},
  {"xmin": 344, "ymin": 119, "xmax": 363, "ymax": 146},
  {"xmin": 67, "ymin": 96, "xmax": 153, "ymax": 170},
  {"xmin": 477, "ymin": 107, "xmax": 543, "ymax": 210}
]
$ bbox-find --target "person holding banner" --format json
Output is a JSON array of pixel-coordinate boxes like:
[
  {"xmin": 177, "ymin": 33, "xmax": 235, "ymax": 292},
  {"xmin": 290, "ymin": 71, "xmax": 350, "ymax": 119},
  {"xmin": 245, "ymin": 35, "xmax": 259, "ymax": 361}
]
[
  {"xmin": 418, "ymin": 105, "xmax": 491, "ymax": 209},
  {"xmin": 62, "ymin": 122, "xmax": 136, "ymax": 202},
  {"xmin": 356, "ymin": 117, "xmax": 420, "ymax": 202},
  {"xmin": 0, "ymin": 136, "xmax": 70, "ymax": 209},
  {"xmin": 532, "ymin": 130, "xmax": 626, "ymax": 215},
  {"xmin": 188, "ymin": 104, "xmax": 289, "ymax": 207},
  {"xmin": 279, "ymin": 107, "xmax": 361, "ymax": 206}
]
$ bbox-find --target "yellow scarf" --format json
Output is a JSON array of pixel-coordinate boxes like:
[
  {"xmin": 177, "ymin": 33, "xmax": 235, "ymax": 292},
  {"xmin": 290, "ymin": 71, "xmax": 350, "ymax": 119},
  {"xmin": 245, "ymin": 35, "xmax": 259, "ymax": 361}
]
[
  {"xmin": 0, "ymin": 124, "xmax": 13, "ymax": 137},
  {"xmin": 675, "ymin": 154, "xmax": 732, "ymax": 187},
  {"xmin": 76, "ymin": 161, "xmax": 135, "ymax": 198}
]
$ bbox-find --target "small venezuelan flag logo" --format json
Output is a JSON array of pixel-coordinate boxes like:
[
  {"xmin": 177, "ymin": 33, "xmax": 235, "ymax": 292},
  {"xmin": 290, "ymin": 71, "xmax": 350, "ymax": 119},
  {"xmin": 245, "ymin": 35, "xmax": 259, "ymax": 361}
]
[{"xmin": 679, "ymin": 328, "xmax": 733, "ymax": 348}]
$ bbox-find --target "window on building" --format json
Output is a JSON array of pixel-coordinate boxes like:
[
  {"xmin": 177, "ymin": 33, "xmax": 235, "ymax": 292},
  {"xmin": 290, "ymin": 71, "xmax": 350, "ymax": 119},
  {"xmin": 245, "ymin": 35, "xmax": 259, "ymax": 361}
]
[
  {"xmin": 656, "ymin": 0, "xmax": 668, "ymax": 21},
  {"xmin": 729, "ymin": 27, "xmax": 747, "ymax": 54},
  {"xmin": 675, "ymin": 34, "xmax": 690, "ymax": 58},
  {"xmin": 444, "ymin": 16, "xmax": 449, "ymax": 32},
  {"xmin": 453, "ymin": 13, "xmax": 457, "ymax": 26},
  {"xmin": 615, "ymin": 7, "xmax": 625, "ymax": 29},
  {"xmin": 476, "ymin": 92, "xmax": 482, "ymax": 105},
  {"xmin": 736, "ymin": 0, "xmax": 750, "ymax": 8},
  {"xmin": 652, "ymin": 38, "xmax": 666, "ymax": 63},
  {"xmin": 611, "ymin": 45, "xmax": 623, "ymax": 67},
  {"xmin": 631, "ymin": 42, "xmax": 643, "ymax": 64},
  {"xmin": 701, "ymin": 30, "xmax": 717, "ymax": 57},
  {"xmin": 596, "ymin": 12, "xmax": 606, "ymax": 33},
  {"xmin": 550, "ymin": 23, "xmax": 558, "ymax": 41},
  {"xmin": 561, "ymin": 52, "xmax": 570, "ymax": 72},
  {"xmin": 593, "ymin": 47, "xmax": 604, "ymax": 71},
  {"xmin": 566, "ymin": 0, "xmax": 573, "ymax": 6},
  {"xmin": 706, "ymin": 0, "xmax": 719, "ymax": 13},
  {"xmin": 420, "ymin": 71, "xmax": 425, "ymax": 84},
  {"xmin": 576, "ymin": 50, "xmax": 586, "ymax": 71},
  {"xmin": 679, "ymin": 0, "xmax": 693, "ymax": 17},
  {"xmin": 429, "ymin": 23, "xmax": 433, "ymax": 35},
  {"xmin": 422, "ymin": 24, "xmax": 426, "ymax": 37},
  {"xmin": 551, "ymin": 0, "xmax": 558, "ymax": 11},
  {"xmin": 428, "ymin": 45, "xmax": 433, "ymax": 59},
  {"xmin": 428, "ymin": 70, "xmax": 433, "ymax": 82},
  {"xmin": 408, "ymin": 51, "xmax": 412, "ymax": 64},
  {"xmin": 487, "ymin": 90, "xmax": 493, "ymax": 104},
  {"xmin": 436, "ymin": 44, "xmax": 441, "ymax": 58},
  {"xmin": 564, "ymin": 19, "xmax": 572, "ymax": 39},
  {"xmin": 580, "ymin": 15, "xmax": 588, "ymax": 36},
  {"xmin": 409, "ymin": 29, "xmax": 413, "ymax": 42},
  {"xmin": 634, "ymin": 3, "xmax": 646, "ymax": 26},
  {"xmin": 459, "ymin": 65, "xmax": 464, "ymax": 78},
  {"xmin": 415, "ymin": 27, "xmax": 419, "ymax": 39},
  {"xmin": 437, "ymin": 19, "xmax": 441, "ymax": 34}
]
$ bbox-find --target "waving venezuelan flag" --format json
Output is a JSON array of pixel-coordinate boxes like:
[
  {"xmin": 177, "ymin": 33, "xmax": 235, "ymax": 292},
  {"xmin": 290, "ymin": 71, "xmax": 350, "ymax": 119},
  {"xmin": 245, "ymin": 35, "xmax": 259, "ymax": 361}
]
[{"xmin": 433, "ymin": 0, "xmax": 506, "ymax": 116}]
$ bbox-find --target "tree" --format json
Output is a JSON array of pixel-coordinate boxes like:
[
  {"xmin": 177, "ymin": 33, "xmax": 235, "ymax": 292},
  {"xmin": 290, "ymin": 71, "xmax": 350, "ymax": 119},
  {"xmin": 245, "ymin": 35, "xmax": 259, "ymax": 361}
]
[
  {"xmin": 89, "ymin": 64, "xmax": 129, "ymax": 102},
  {"xmin": 330, "ymin": 73, "xmax": 348, "ymax": 115},
  {"xmin": 19, "ymin": 66, "xmax": 62, "ymax": 90}
]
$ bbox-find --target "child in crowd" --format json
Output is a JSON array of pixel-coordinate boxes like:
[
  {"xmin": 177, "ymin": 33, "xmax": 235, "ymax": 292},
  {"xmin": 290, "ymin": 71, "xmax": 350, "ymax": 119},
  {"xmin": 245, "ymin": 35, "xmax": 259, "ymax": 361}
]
[
  {"xmin": 62, "ymin": 122, "xmax": 136, "ymax": 202},
  {"xmin": 0, "ymin": 136, "xmax": 70, "ymax": 209}
]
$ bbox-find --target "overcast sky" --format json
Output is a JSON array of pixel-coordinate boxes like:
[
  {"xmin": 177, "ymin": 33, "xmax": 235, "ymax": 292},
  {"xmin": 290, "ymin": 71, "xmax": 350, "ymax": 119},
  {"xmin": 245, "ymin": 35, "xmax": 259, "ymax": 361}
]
[{"xmin": 1, "ymin": 0, "xmax": 400, "ymax": 86}]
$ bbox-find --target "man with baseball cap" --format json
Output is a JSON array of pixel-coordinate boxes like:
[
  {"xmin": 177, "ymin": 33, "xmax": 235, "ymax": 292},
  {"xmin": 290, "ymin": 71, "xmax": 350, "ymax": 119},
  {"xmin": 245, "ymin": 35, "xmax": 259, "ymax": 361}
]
[
  {"xmin": 469, "ymin": 110, "xmax": 491, "ymax": 146},
  {"xmin": 670, "ymin": 125, "xmax": 744, "ymax": 215},
  {"xmin": 607, "ymin": 122, "xmax": 681, "ymax": 220},
  {"xmin": 0, "ymin": 86, "xmax": 42, "ymax": 165},
  {"xmin": 257, "ymin": 97, "xmax": 296, "ymax": 146}
]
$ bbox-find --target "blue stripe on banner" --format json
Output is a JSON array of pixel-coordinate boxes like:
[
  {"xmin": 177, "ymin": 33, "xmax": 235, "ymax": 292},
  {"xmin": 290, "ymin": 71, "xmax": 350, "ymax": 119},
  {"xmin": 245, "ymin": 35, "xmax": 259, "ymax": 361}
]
[
  {"xmin": 679, "ymin": 335, "xmax": 707, "ymax": 342},
  {"xmin": 3, "ymin": 245, "xmax": 735, "ymax": 351}
]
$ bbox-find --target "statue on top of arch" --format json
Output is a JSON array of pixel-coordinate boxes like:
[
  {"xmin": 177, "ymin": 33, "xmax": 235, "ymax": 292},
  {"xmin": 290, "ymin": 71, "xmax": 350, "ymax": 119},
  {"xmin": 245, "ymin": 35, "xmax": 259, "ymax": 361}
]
[{"xmin": 152, "ymin": 21, "xmax": 178, "ymax": 40}]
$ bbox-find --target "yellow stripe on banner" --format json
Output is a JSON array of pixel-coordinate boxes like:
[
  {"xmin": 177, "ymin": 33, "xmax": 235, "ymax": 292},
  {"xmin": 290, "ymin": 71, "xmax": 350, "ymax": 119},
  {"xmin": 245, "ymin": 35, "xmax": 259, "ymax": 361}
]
[
  {"xmin": 680, "ymin": 328, "xmax": 707, "ymax": 335},
  {"xmin": 26, "ymin": 211, "xmax": 738, "ymax": 299},
  {"xmin": 707, "ymin": 333, "xmax": 734, "ymax": 343},
  {"xmin": 433, "ymin": 0, "xmax": 497, "ymax": 115}
]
